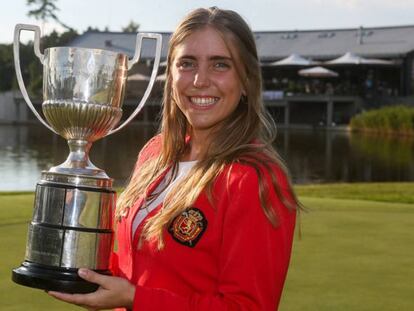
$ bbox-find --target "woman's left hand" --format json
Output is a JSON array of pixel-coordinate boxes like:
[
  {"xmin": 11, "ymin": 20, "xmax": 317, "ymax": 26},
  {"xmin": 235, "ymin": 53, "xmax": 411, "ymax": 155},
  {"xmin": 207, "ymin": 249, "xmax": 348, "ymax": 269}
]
[{"xmin": 48, "ymin": 268, "xmax": 135, "ymax": 310}]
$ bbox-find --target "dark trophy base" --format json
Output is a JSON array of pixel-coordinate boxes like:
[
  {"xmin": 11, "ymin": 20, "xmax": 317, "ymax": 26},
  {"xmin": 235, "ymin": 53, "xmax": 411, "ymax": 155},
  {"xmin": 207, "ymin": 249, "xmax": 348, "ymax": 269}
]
[{"xmin": 12, "ymin": 262, "xmax": 105, "ymax": 293}]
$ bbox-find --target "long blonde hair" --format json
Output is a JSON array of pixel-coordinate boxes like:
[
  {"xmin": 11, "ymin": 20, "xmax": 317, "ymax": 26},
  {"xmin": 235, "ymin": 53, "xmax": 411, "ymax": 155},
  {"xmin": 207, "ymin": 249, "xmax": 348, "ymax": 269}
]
[{"xmin": 116, "ymin": 7, "xmax": 300, "ymax": 248}]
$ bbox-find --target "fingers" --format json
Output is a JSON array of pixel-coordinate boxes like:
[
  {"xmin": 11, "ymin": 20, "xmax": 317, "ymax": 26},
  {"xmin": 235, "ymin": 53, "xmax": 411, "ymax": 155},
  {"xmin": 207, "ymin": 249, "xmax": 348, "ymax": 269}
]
[
  {"xmin": 48, "ymin": 290, "xmax": 100, "ymax": 309},
  {"xmin": 78, "ymin": 268, "xmax": 110, "ymax": 288},
  {"xmin": 47, "ymin": 274, "xmax": 133, "ymax": 309},
  {"xmin": 48, "ymin": 291, "xmax": 87, "ymax": 304}
]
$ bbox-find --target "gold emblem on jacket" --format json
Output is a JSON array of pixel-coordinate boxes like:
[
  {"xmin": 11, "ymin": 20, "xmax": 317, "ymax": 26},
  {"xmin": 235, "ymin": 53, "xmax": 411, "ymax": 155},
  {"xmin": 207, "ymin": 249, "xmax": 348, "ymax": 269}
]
[{"xmin": 168, "ymin": 208, "xmax": 207, "ymax": 247}]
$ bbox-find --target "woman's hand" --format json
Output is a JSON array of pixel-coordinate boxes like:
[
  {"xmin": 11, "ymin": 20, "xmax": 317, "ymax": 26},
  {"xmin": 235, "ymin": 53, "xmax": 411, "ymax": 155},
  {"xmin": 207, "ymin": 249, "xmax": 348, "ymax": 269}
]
[{"xmin": 48, "ymin": 268, "xmax": 135, "ymax": 310}]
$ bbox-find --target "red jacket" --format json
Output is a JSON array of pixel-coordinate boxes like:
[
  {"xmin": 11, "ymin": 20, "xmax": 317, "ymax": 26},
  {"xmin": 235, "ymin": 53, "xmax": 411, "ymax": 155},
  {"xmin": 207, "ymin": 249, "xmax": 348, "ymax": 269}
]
[{"xmin": 112, "ymin": 135, "xmax": 296, "ymax": 311}]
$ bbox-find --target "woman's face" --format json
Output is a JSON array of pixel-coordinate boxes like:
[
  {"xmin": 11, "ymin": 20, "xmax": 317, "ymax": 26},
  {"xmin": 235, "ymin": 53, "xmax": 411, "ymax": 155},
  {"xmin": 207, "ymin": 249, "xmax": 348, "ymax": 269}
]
[{"xmin": 171, "ymin": 26, "xmax": 245, "ymax": 137}]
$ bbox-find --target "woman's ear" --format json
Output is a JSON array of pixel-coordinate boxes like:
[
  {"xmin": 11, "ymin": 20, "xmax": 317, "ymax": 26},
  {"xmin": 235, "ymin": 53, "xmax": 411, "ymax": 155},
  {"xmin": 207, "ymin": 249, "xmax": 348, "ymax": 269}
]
[{"xmin": 240, "ymin": 94, "xmax": 248, "ymax": 104}]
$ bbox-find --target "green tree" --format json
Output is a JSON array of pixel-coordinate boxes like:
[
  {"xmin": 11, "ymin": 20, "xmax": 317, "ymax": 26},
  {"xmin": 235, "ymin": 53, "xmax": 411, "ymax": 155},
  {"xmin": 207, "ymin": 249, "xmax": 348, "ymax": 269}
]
[
  {"xmin": 0, "ymin": 44, "xmax": 14, "ymax": 91},
  {"xmin": 122, "ymin": 20, "xmax": 140, "ymax": 33},
  {"xmin": 26, "ymin": 0, "xmax": 73, "ymax": 31},
  {"xmin": 41, "ymin": 28, "xmax": 78, "ymax": 48},
  {"xmin": 85, "ymin": 26, "xmax": 102, "ymax": 32}
]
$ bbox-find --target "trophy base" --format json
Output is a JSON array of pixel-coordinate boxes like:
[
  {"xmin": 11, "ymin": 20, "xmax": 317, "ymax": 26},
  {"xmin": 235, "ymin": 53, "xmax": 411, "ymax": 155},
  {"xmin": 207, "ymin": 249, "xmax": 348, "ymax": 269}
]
[{"xmin": 12, "ymin": 262, "xmax": 109, "ymax": 293}]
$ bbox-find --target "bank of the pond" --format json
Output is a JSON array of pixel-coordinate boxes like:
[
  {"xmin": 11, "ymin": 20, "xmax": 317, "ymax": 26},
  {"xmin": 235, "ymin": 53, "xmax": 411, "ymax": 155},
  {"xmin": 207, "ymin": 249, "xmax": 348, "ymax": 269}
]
[
  {"xmin": 1, "ymin": 183, "xmax": 413, "ymax": 311},
  {"xmin": 350, "ymin": 105, "xmax": 414, "ymax": 136}
]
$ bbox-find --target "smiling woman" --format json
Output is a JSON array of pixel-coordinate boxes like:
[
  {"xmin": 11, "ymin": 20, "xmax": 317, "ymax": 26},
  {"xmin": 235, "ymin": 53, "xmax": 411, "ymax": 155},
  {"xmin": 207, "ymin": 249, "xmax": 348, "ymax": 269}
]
[
  {"xmin": 48, "ymin": 7, "xmax": 301, "ymax": 311},
  {"xmin": 171, "ymin": 26, "xmax": 245, "ymax": 151}
]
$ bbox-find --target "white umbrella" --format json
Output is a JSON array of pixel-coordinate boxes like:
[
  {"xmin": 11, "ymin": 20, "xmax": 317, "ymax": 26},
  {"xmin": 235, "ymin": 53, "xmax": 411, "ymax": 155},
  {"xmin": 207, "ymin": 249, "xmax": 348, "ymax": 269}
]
[
  {"xmin": 325, "ymin": 52, "xmax": 394, "ymax": 65},
  {"xmin": 127, "ymin": 73, "xmax": 150, "ymax": 81},
  {"xmin": 298, "ymin": 66, "xmax": 339, "ymax": 78},
  {"xmin": 268, "ymin": 53, "xmax": 317, "ymax": 66},
  {"xmin": 156, "ymin": 73, "xmax": 167, "ymax": 81}
]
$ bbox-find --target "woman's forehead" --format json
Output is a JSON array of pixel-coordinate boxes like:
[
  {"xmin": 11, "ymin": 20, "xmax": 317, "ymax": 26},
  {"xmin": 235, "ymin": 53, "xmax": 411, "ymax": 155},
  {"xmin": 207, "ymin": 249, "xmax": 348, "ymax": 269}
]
[{"xmin": 173, "ymin": 27, "xmax": 233, "ymax": 58}]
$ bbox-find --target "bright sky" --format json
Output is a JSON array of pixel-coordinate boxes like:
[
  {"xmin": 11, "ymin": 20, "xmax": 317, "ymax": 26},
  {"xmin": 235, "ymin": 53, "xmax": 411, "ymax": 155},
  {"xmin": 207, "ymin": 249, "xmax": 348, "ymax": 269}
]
[{"xmin": 2, "ymin": 0, "xmax": 414, "ymax": 44}]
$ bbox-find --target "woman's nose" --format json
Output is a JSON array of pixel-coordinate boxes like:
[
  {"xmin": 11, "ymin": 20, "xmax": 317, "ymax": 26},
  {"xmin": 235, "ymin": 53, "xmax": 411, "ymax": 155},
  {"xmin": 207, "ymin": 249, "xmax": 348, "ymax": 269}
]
[{"xmin": 193, "ymin": 67, "xmax": 210, "ymax": 88}]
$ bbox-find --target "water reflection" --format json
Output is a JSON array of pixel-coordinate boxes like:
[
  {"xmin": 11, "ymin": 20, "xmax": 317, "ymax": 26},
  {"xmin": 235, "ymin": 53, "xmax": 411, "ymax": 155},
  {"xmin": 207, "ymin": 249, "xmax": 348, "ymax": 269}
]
[
  {"xmin": 0, "ymin": 124, "xmax": 413, "ymax": 191},
  {"xmin": 277, "ymin": 130, "xmax": 414, "ymax": 183},
  {"xmin": 348, "ymin": 134, "xmax": 414, "ymax": 181},
  {"xmin": 0, "ymin": 124, "xmax": 157, "ymax": 191}
]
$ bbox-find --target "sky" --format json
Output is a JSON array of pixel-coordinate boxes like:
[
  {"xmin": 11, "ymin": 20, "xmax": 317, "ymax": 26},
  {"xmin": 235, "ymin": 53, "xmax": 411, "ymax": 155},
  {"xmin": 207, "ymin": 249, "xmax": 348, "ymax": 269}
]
[{"xmin": 2, "ymin": 0, "xmax": 414, "ymax": 44}]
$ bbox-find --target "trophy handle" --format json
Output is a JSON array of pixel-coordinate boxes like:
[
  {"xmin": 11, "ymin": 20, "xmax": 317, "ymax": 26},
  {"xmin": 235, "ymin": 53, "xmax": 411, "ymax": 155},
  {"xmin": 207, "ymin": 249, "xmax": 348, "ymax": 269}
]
[
  {"xmin": 108, "ymin": 33, "xmax": 162, "ymax": 135},
  {"xmin": 13, "ymin": 24, "xmax": 57, "ymax": 134}
]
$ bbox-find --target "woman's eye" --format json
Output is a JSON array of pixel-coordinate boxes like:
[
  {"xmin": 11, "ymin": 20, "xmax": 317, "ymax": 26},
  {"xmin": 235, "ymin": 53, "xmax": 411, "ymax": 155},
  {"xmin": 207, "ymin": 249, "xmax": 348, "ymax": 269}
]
[
  {"xmin": 214, "ymin": 62, "xmax": 230, "ymax": 70},
  {"xmin": 177, "ymin": 60, "xmax": 195, "ymax": 70}
]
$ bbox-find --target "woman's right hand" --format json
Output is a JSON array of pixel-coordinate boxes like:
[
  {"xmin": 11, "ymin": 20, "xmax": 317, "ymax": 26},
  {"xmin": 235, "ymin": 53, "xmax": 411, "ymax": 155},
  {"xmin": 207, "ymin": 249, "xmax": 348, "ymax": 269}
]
[{"xmin": 48, "ymin": 268, "xmax": 135, "ymax": 310}]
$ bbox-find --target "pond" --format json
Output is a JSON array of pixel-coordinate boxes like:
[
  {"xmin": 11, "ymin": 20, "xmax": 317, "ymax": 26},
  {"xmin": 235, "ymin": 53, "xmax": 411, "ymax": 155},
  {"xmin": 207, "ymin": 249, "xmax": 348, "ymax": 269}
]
[{"xmin": 0, "ymin": 124, "xmax": 413, "ymax": 191}]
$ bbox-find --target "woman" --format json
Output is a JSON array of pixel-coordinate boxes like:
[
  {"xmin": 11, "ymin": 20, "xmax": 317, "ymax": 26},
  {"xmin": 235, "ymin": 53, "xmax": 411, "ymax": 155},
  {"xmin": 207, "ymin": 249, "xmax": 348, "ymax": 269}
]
[{"xmin": 49, "ymin": 7, "xmax": 300, "ymax": 310}]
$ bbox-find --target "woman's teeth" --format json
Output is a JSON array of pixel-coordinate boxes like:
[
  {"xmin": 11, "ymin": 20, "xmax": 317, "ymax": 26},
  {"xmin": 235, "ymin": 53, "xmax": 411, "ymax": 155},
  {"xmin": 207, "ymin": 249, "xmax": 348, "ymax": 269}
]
[{"xmin": 190, "ymin": 97, "xmax": 219, "ymax": 106}]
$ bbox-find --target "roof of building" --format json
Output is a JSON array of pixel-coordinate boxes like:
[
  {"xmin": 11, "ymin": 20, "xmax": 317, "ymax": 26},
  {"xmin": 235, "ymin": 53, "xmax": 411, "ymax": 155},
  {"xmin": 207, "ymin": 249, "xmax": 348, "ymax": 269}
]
[
  {"xmin": 67, "ymin": 24, "xmax": 414, "ymax": 62},
  {"xmin": 68, "ymin": 31, "xmax": 171, "ymax": 60}
]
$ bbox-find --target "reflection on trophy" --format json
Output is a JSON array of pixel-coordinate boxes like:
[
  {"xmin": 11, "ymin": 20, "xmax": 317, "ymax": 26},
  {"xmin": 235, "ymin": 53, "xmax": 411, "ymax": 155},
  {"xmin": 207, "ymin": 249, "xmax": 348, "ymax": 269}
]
[{"xmin": 11, "ymin": 24, "xmax": 161, "ymax": 293}]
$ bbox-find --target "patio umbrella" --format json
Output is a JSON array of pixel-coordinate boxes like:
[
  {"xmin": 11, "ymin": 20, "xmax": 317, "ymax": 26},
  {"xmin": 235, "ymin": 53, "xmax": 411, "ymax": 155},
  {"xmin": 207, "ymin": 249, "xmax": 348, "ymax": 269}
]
[
  {"xmin": 267, "ymin": 53, "xmax": 317, "ymax": 66},
  {"xmin": 127, "ymin": 73, "xmax": 150, "ymax": 81},
  {"xmin": 298, "ymin": 66, "xmax": 339, "ymax": 78},
  {"xmin": 325, "ymin": 52, "xmax": 394, "ymax": 65},
  {"xmin": 156, "ymin": 73, "xmax": 167, "ymax": 81}
]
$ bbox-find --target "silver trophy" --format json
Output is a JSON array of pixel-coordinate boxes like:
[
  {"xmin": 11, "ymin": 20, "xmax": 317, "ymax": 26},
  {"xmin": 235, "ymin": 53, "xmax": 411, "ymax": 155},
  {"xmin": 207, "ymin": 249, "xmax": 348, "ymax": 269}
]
[{"xmin": 11, "ymin": 24, "xmax": 161, "ymax": 293}]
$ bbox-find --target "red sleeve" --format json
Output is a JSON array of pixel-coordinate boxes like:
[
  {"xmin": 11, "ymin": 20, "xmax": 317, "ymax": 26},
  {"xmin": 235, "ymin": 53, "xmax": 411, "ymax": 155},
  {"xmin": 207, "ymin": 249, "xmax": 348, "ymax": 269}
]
[
  {"xmin": 132, "ymin": 165, "xmax": 296, "ymax": 311},
  {"xmin": 135, "ymin": 134, "xmax": 163, "ymax": 168},
  {"xmin": 109, "ymin": 252, "xmax": 119, "ymax": 276},
  {"xmin": 110, "ymin": 134, "xmax": 162, "ymax": 278}
]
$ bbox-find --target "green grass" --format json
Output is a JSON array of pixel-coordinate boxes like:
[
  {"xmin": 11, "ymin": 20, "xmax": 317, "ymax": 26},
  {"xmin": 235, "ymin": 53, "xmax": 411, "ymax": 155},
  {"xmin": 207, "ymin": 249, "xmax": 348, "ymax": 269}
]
[
  {"xmin": 280, "ymin": 196, "xmax": 414, "ymax": 311},
  {"xmin": 1, "ymin": 183, "xmax": 413, "ymax": 310},
  {"xmin": 294, "ymin": 182, "xmax": 414, "ymax": 204},
  {"xmin": 0, "ymin": 193, "xmax": 78, "ymax": 310}
]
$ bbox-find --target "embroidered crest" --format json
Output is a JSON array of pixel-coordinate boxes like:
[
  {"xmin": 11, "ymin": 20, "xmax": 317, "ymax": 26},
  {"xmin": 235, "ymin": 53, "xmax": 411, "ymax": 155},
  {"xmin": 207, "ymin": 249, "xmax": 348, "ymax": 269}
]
[{"xmin": 168, "ymin": 207, "xmax": 207, "ymax": 247}]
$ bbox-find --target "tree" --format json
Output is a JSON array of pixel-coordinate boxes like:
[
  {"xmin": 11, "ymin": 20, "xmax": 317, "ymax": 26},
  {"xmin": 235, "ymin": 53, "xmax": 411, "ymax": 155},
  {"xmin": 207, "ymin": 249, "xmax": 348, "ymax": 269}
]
[
  {"xmin": 41, "ymin": 28, "xmax": 78, "ymax": 48},
  {"xmin": 85, "ymin": 26, "xmax": 102, "ymax": 32},
  {"xmin": 21, "ymin": 1, "xmax": 78, "ymax": 95},
  {"xmin": 26, "ymin": 0, "xmax": 73, "ymax": 31},
  {"xmin": 0, "ymin": 44, "xmax": 15, "ymax": 91},
  {"xmin": 122, "ymin": 21, "xmax": 140, "ymax": 33}
]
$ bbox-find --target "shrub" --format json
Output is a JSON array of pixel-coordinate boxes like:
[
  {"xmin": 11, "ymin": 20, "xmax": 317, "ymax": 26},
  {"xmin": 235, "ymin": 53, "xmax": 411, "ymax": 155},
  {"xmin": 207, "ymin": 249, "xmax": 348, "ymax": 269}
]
[{"xmin": 350, "ymin": 105, "xmax": 414, "ymax": 135}]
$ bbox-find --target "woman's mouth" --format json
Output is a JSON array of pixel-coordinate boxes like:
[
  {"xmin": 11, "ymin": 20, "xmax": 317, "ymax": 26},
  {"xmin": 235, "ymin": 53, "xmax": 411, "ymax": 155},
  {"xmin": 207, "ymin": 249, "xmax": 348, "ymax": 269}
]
[{"xmin": 189, "ymin": 96, "xmax": 219, "ymax": 107}]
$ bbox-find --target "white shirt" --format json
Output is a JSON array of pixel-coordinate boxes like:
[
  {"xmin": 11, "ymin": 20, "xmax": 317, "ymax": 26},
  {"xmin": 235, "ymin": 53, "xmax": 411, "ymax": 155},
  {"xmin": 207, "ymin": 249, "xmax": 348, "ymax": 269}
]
[{"xmin": 131, "ymin": 161, "xmax": 197, "ymax": 237}]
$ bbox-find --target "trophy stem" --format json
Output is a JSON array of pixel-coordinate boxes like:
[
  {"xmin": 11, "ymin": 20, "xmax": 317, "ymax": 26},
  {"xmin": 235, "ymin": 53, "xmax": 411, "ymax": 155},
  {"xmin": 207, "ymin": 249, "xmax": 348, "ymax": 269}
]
[
  {"xmin": 49, "ymin": 139, "xmax": 109, "ymax": 178},
  {"xmin": 66, "ymin": 139, "xmax": 93, "ymax": 169}
]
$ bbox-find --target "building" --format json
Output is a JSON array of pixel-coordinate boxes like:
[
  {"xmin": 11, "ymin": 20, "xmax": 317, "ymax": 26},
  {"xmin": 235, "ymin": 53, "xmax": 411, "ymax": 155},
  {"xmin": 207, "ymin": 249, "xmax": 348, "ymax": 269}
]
[{"xmin": 8, "ymin": 25, "xmax": 414, "ymax": 127}]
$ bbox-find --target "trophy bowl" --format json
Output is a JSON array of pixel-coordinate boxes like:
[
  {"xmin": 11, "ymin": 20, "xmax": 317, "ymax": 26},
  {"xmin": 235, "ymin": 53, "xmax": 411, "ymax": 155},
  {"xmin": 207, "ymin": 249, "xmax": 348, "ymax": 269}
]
[{"xmin": 11, "ymin": 24, "xmax": 161, "ymax": 293}]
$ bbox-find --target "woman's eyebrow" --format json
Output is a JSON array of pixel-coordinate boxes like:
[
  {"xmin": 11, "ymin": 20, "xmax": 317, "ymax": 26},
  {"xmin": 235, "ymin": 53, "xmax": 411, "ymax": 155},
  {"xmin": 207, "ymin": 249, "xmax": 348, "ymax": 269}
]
[
  {"xmin": 177, "ymin": 55, "xmax": 197, "ymax": 60},
  {"xmin": 210, "ymin": 55, "xmax": 233, "ymax": 61},
  {"xmin": 177, "ymin": 55, "xmax": 233, "ymax": 61}
]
